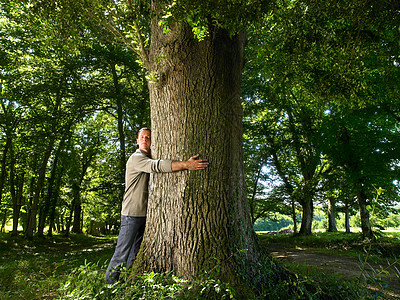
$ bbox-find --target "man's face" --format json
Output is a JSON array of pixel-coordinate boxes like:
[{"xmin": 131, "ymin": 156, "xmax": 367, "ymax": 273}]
[{"xmin": 137, "ymin": 130, "xmax": 151, "ymax": 153}]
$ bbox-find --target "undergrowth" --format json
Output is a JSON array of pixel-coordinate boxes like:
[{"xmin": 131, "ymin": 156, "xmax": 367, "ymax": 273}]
[{"xmin": 57, "ymin": 258, "xmax": 379, "ymax": 300}]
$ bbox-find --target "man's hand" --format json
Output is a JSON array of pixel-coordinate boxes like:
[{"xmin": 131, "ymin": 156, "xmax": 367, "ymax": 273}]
[
  {"xmin": 186, "ymin": 154, "xmax": 209, "ymax": 170},
  {"xmin": 171, "ymin": 154, "xmax": 209, "ymax": 172}
]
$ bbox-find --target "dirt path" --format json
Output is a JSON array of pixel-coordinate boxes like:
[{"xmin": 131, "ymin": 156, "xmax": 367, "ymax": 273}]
[{"xmin": 268, "ymin": 243, "xmax": 400, "ymax": 299}]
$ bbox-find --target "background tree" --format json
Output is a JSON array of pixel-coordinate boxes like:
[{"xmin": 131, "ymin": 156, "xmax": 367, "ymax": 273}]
[
  {"xmin": 0, "ymin": 1, "xmax": 151, "ymax": 237},
  {"xmin": 242, "ymin": 0, "xmax": 400, "ymax": 237}
]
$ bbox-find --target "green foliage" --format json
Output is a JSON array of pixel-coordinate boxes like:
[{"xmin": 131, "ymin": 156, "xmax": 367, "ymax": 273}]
[
  {"xmin": 59, "ymin": 264, "xmax": 236, "ymax": 299},
  {"xmin": 0, "ymin": 1, "xmax": 151, "ymax": 236},
  {"xmin": 242, "ymin": 0, "xmax": 400, "ymax": 237},
  {"xmin": 156, "ymin": 0, "xmax": 269, "ymax": 40},
  {"xmin": 253, "ymin": 214, "xmax": 293, "ymax": 232}
]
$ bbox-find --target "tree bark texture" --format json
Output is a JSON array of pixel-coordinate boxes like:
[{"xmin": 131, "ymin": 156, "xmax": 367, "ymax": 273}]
[{"xmin": 136, "ymin": 19, "xmax": 262, "ymax": 285}]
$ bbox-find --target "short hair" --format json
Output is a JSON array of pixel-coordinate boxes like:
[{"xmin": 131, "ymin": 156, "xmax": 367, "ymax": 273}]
[{"xmin": 138, "ymin": 127, "xmax": 151, "ymax": 136}]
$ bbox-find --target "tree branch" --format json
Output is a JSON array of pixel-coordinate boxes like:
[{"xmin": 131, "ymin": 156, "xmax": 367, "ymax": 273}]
[{"xmin": 132, "ymin": 18, "xmax": 149, "ymax": 66}]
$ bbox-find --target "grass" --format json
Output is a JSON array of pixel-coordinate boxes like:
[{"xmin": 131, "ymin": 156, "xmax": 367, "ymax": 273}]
[
  {"xmin": 1, "ymin": 230, "xmax": 399, "ymax": 299},
  {"xmin": 0, "ymin": 232, "xmax": 116, "ymax": 300},
  {"xmin": 259, "ymin": 230, "xmax": 400, "ymax": 299},
  {"xmin": 259, "ymin": 230, "xmax": 400, "ymax": 260}
]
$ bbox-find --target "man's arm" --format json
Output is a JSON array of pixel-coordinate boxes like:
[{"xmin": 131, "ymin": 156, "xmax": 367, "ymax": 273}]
[{"xmin": 171, "ymin": 154, "xmax": 209, "ymax": 171}]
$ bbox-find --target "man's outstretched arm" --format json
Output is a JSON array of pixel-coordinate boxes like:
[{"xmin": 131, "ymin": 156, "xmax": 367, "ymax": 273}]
[{"xmin": 171, "ymin": 154, "xmax": 209, "ymax": 171}]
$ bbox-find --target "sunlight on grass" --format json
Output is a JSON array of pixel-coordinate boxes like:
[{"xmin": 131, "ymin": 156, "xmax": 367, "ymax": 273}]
[{"xmin": 0, "ymin": 232, "xmax": 116, "ymax": 300}]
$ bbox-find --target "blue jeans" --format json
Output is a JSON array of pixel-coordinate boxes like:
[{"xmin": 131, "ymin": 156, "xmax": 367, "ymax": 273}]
[{"xmin": 105, "ymin": 215, "xmax": 146, "ymax": 284}]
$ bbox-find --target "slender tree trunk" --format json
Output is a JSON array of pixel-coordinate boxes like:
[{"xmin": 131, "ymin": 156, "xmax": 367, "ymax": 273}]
[
  {"xmin": 357, "ymin": 189, "xmax": 373, "ymax": 239},
  {"xmin": 249, "ymin": 162, "xmax": 263, "ymax": 224},
  {"xmin": 1, "ymin": 209, "xmax": 7, "ymax": 232},
  {"xmin": 57, "ymin": 214, "xmax": 64, "ymax": 233},
  {"xmin": 111, "ymin": 63, "xmax": 126, "ymax": 201},
  {"xmin": 291, "ymin": 199, "xmax": 297, "ymax": 234},
  {"xmin": 38, "ymin": 138, "xmax": 65, "ymax": 236},
  {"xmin": 345, "ymin": 204, "xmax": 351, "ymax": 233},
  {"xmin": 25, "ymin": 136, "xmax": 55, "ymax": 238},
  {"xmin": 134, "ymin": 20, "xmax": 272, "ymax": 290},
  {"xmin": 37, "ymin": 206, "xmax": 47, "ymax": 237},
  {"xmin": 71, "ymin": 154, "xmax": 94, "ymax": 234},
  {"xmin": 65, "ymin": 206, "xmax": 73, "ymax": 237},
  {"xmin": 10, "ymin": 143, "xmax": 23, "ymax": 236},
  {"xmin": 71, "ymin": 186, "xmax": 82, "ymax": 233},
  {"xmin": 0, "ymin": 135, "xmax": 11, "ymax": 207},
  {"xmin": 48, "ymin": 170, "xmax": 62, "ymax": 236},
  {"xmin": 327, "ymin": 196, "xmax": 337, "ymax": 232}
]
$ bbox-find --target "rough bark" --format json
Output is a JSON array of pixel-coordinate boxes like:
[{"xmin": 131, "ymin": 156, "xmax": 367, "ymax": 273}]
[{"xmin": 134, "ymin": 19, "xmax": 267, "ymax": 290}]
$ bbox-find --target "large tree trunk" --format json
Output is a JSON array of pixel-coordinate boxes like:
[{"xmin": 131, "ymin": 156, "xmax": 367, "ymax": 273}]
[
  {"xmin": 327, "ymin": 196, "xmax": 337, "ymax": 232},
  {"xmin": 135, "ymin": 20, "xmax": 266, "ymax": 290}
]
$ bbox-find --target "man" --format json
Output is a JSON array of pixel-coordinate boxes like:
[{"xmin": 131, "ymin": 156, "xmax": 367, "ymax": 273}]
[{"xmin": 105, "ymin": 127, "xmax": 209, "ymax": 284}]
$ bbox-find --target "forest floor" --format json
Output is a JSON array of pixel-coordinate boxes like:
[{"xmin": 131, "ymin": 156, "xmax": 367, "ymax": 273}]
[{"xmin": 267, "ymin": 239, "xmax": 400, "ymax": 299}]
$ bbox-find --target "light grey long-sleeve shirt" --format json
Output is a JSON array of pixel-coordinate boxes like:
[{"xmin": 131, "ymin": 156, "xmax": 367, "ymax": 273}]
[{"xmin": 121, "ymin": 149, "xmax": 172, "ymax": 217}]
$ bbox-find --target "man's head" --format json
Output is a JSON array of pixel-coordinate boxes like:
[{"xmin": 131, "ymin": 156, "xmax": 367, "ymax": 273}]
[{"xmin": 137, "ymin": 128, "xmax": 151, "ymax": 154}]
